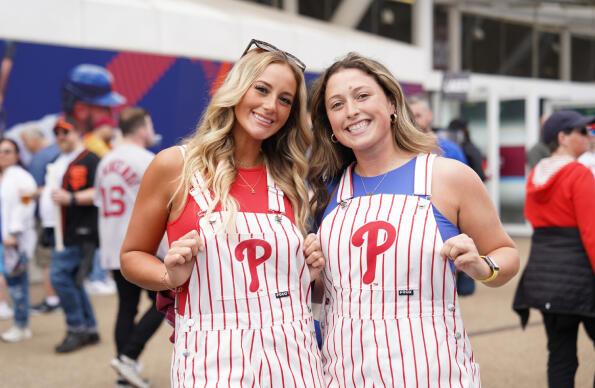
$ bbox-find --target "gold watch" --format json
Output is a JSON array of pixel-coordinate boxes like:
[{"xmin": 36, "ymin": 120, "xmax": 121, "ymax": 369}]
[{"xmin": 479, "ymin": 255, "xmax": 500, "ymax": 283}]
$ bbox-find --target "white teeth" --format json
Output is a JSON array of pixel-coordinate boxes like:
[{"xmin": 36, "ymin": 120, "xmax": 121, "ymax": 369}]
[
  {"xmin": 253, "ymin": 113, "xmax": 273, "ymax": 125},
  {"xmin": 347, "ymin": 120, "xmax": 369, "ymax": 132}
]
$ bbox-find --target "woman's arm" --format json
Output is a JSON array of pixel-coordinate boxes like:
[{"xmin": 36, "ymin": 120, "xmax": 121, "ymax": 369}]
[
  {"xmin": 120, "ymin": 147, "xmax": 200, "ymax": 291},
  {"xmin": 433, "ymin": 158, "xmax": 520, "ymax": 287}
]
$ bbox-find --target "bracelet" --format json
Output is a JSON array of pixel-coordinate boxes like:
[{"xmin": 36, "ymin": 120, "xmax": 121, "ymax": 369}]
[
  {"xmin": 160, "ymin": 269, "xmax": 174, "ymax": 290},
  {"xmin": 69, "ymin": 192, "xmax": 76, "ymax": 206}
]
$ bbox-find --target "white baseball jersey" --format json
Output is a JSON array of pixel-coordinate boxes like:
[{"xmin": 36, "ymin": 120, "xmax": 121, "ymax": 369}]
[
  {"xmin": 94, "ymin": 143, "xmax": 166, "ymax": 269},
  {"xmin": 318, "ymin": 154, "xmax": 480, "ymax": 388},
  {"xmin": 169, "ymin": 167, "xmax": 323, "ymax": 388}
]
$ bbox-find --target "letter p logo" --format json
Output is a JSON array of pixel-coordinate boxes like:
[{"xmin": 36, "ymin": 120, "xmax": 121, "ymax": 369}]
[
  {"xmin": 235, "ymin": 239, "xmax": 272, "ymax": 292},
  {"xmin": 352, "ymin": 221, "xmax": 396, "ymax": 284}
]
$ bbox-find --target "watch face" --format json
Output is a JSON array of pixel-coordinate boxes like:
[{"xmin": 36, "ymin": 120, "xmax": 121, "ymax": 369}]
[{"xmin": 484, "ymin": 255, "xmax": 500, "ymax": 270}]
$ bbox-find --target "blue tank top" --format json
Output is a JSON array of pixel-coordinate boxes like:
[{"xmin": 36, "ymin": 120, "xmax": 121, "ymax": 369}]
[{"xmin": 322, "ymin": 156, "xmax": 460, "ymax": 244}]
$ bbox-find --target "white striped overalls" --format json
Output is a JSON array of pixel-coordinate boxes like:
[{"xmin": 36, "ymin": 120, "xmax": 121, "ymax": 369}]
[
  {"xmin": 171, "ymin": 170, "xmax": 324, "ymax": 387},
  {"xmin": 318, "ymin": 154, "xmax": 481, "ymax": 388}
]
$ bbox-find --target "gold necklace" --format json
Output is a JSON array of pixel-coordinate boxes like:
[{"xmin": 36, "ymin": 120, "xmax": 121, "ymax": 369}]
[
  {"xmin": 357, "ymin": 166, "xmax": 389, "ymax": 196},
  {"xmin": 237, "ymin": 170, "xmax": 263, "ymax": 194}
]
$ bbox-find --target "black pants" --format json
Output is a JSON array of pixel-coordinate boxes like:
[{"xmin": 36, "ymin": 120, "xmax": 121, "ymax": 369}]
[
  {"xmin": 541, "ymin": 312, "xmax": 595, "ymax": 388},
  {"xmin": 113, "ymin": 270, "xmax": 164, "ymax": 360}
]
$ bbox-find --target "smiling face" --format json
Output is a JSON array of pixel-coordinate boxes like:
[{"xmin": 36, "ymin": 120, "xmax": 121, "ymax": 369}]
[
  {"xmin": 232, "ymin": 62, "xmax": 297, "ymax": 146},
  {"xmin": 325, "ymin": 68, "xmax": 395, "ymax": 156}
]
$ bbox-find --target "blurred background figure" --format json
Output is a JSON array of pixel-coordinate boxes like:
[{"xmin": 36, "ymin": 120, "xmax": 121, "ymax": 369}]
[
  {"xmin": 83, "ymin": 116, "xmax": 115, "ymax": 158},
  {"xmin": 409, "ymin": 95, "xmax": 468, "ymax": 164},
  {"xmin": 45, "ymin": 63, "xmax": 124, "ymax": 353},
  {"xmin": 409, "ymin": 96, "xmax": 477, "ymax": 296},
  {"xmin": 526, "ymin": 114, "xmax": 552, "ymax": 170},
  {"xmin": 514, "ymin": 110, "xmax": 595, "ymax": 388},
  {"xmin": 578, "ymin": 125, "xmax": 595, "ymax": 175},
  {"xmin": 447, "ymin": 117, "xmax": 487, "ymax": 181},
  {"xmin": 47, "ymin": 117, "xmax": 102, "ymax": 353},
  {"xmin": 62, "ymin": 63, "xmax": 124, "ymax": 296},
  {"xmin": 94, "ymin": 107, "xmax": 164, "ymax": 388},
  {"xmin": 0, "ymin": 138, "xmax": 37, "ymax": 342},
  {"xmin": 20, "ymin": 123, "xmax": 48, "ymax": 157},
  {"xmin": 26, "ymin": 125, "xmax": 61, "ymax": 315}
]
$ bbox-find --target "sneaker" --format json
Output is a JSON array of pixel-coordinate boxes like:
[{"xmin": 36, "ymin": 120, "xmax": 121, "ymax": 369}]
[
  {"xmin": 110, "ymin": 355, "xmax": 150, "ymax": 388},
  {"xmin": 116, "ymin": 377, "xmax": 149, "ymax": 388},
  {"xmin": 116, "ymin": 378, "xmax": 133, "ymax": 387},
  {"xmin": 30, "ymin": 300, "xmax": 60, "ymax": 315},
  {"xmin": 86, "ymin": 331, "xmax": 100, "ymax": 345},
  {"xmin": 0, "ymin": 302, "xmax": 13, "ymax": 320},
  {"xmin": 1, "ymin": 326, "xmax": 32, "ymax": 342},
  {"xmin": 85, "ymin": 279, "xmax": 117, "ymax": 295},
  {"xmin": 55, "ymin": 331, "xmax": 89, "ymax": 353}
]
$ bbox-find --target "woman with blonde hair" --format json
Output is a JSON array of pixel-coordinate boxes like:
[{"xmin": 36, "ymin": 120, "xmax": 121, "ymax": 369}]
[
  {"xmin": 121, "ymin": 40, "xmax": 324, "ymax": 387},
  {"xmin": 307, "ymin": 52, "xmax": 520, "ymax": 387}
]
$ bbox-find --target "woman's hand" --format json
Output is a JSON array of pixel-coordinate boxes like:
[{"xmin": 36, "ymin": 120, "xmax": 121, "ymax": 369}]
[
  {"xmin": 163, "ymin": 229, "xmax": 204, "ymax": 288},
  {"xmin": 304, "ymin": 233, "xmax": 325, "ymax": 282},
  {"xmin": 441, "ymin": 233, "xmax": 491, "ymax": 281}
]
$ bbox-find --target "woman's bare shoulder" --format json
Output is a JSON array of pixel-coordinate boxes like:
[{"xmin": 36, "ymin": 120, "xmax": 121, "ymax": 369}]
[{"xmin": 433, "ymin": 156, "xmax": 481, "ymax": 188}]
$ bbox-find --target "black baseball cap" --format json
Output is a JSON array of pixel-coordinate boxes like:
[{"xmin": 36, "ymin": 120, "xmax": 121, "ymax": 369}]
[{"xmin": 542, "ymin": 110, "xmax": 595, "ymax": 143}]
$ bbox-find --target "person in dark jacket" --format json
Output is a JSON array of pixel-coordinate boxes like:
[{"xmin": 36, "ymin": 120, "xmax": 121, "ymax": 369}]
[
  {"xmin": 513, "ymin": 110, "xmax": 595, "ymax": 388},
  {"xmin": 447, "ymin": 118, "xmax": 487, "ymax": 181}
]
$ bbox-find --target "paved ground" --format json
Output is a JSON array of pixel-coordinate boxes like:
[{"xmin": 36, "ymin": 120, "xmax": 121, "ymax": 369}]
[{"xmin": 1, "ymin": 237, "xmax": 593, "ymax": 387}]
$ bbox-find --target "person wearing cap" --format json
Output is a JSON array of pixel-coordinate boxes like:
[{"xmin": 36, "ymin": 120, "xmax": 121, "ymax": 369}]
[
  {"xmin": 578, "ymin": 125, "xmax": 595, "ymax": 175},
  {"xmin": 44, "ymin": 116, "xmax": 103, "ymax": 353},
  {"xmin": 513, "ymin": 110, "xmax": 595, "ymax": 388},
  {"xmin": 63, "ymin": 64, "xmax": 125, "ymax": 296}
]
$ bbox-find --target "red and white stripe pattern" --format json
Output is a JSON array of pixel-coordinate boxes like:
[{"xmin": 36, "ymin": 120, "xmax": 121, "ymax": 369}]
[
  {"xmin": 318, "ymin": 154, "xmax": 481, "ymax": 388},
  {"xmin": 171, "ymin": 168, "xmax": 323, "ymax": 387}
]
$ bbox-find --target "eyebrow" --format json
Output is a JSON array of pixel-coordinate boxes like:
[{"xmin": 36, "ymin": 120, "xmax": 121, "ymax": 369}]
[
  {"xmin": 327, "ymin": 85, "xmax": 369, "ymax": 103},
  {"xmin": 255, "ymin": 79, "xmax": 295, "ymax": 99}
]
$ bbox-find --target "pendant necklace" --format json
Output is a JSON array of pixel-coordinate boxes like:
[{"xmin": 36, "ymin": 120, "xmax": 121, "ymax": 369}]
[
  {"xmin": 357, "ymin": 167, "xmax": 389, "ymax": 196},
  {"xmin": 237, "ymin": 170, "xmax": 263, "ymax": 194}
]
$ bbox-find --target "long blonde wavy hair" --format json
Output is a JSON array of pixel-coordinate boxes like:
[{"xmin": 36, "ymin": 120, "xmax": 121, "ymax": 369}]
[
  {"xmin": 308, "ymin": 52, "xmax": 438, "ymax": 220},
  {"xmin": 174, "ymin": 49, "xmax": 312, "ymax": 234}
]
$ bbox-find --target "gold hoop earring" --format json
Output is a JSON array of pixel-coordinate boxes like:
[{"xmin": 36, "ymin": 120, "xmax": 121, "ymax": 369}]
[
  {"xmin": 330, "ymin": 133, "xmax": 338, "ymax": 143},
  {"xmin": 390, "ymin": 113, "xmax": 397, "ymax": 124}
]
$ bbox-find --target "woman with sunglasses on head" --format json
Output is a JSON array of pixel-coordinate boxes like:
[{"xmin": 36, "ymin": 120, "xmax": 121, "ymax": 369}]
[
  {"xmin": 0, "ymin": 138, "xmax": 37, "ymax": 343},
  {"xmin": 514, "ymin": 111, "xmax": 595, "ymax": 388},
  {"xmin": 121, "ymin": 39, "xmax": 324, "ymax": 387},
  {"xmin": 306, "ymin": 53, "xmax": 520, "ymax": 387}
]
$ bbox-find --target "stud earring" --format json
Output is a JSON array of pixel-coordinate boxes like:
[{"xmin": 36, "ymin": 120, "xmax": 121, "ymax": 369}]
[{"xmin": 390, "ymin": 113, "xmax": 397, "ymax": 123}]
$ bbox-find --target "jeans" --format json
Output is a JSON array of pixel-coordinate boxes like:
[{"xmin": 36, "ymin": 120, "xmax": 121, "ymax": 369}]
[
  {"xmin": 113, "ymin": 270, "xmax": 163, "ymax": 359},
  {"xmin": 50, "ymin": 245, "xmax": 97, "ymax": 331},
  {"xmin": 0, "ymin": 245, "xmax": 29, "ymax": 328},
  {"xmin": 87, "ymin": 249, "xmax": 108, "ymax": 282},
  {"xmin": 456, "ymin": 271, "xmax": 476, "ymax": 296}
]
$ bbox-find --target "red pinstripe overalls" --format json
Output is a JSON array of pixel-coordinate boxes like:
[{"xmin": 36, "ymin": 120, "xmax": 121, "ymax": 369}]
[
  {"xmin": 169, "ymin": 167, "xmax": 323, "ymax": 388},
  {"xmin": 318, "ymin": 154, "xmax": 481, "ymax": 388}
]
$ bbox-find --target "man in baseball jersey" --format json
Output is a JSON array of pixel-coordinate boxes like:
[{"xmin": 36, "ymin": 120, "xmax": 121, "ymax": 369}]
[{"xmin": 94, "ymin": 107, "xmax": 165, "ymax": 388}]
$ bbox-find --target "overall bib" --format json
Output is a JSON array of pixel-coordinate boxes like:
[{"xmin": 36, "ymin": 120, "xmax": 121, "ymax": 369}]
[
  {"xmin": 319, "ymin": 154, "xmax": 480, "ymax": 388},
  {"xmin": 170, "ymin": 168, "xmax": 323, "ymax": 388}
]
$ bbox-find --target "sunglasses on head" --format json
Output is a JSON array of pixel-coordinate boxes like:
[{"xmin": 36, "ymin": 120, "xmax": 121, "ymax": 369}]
[{"xmin": 241, "ymin": 39, "xmax": 306, "ymax": 73}]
